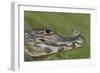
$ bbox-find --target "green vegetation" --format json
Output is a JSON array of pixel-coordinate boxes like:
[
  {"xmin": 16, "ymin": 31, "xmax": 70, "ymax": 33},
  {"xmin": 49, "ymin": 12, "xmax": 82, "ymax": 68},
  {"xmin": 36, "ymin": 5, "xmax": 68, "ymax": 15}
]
[{"xmin": 24, "ymin": 11, "xmax": 90, "ymax": 60}]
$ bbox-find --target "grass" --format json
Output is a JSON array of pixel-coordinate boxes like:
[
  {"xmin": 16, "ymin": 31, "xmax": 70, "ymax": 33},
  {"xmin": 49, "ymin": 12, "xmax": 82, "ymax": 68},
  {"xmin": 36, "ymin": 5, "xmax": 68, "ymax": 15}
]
[{"xmin": 24, "ymin": 11, "xmax": 90, "ymax": 61}]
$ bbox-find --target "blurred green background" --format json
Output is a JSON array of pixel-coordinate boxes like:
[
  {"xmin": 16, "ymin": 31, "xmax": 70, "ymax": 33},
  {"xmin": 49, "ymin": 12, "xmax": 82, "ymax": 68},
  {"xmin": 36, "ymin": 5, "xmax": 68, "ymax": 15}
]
[{"xmin": 24, "ymin": 11, "xmax": 90, "ymax": 60}]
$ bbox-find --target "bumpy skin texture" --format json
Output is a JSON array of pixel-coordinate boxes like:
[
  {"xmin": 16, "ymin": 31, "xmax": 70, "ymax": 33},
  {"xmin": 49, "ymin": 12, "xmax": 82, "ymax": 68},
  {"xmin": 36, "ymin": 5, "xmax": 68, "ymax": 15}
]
[{"xmin": 24, "ymin": 29, "xmax": 85, "ymax": 57}]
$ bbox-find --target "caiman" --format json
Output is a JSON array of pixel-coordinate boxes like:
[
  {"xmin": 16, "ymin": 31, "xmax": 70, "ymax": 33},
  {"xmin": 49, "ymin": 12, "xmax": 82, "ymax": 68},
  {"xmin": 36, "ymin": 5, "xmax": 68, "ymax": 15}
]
[{"xmin": 24, "ymin": 28, "xmax": 85, "ymax": 57}]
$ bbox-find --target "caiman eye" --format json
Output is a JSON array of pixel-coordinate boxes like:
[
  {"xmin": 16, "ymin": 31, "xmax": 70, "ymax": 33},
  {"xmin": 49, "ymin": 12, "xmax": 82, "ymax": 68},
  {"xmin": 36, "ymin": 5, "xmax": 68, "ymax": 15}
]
[{"xmin": 45, "ymin": 29, "xmax": 52, "ymax": 33}]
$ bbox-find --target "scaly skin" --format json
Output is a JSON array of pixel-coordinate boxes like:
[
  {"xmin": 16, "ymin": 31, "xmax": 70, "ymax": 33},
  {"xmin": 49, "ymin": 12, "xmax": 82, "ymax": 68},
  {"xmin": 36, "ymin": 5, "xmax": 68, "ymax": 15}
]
[{"xmin": 24, "ymin": 29, "xmax": 85, "ymax": 57}]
